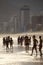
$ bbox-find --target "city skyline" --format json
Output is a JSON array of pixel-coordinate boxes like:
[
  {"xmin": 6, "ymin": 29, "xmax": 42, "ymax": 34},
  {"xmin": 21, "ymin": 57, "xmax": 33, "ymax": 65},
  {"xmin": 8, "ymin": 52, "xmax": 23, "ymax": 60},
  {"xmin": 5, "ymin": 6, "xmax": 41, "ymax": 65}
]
[{"xmin": 0, "ymin": 0, "xmax": 43, "ymax": 33}]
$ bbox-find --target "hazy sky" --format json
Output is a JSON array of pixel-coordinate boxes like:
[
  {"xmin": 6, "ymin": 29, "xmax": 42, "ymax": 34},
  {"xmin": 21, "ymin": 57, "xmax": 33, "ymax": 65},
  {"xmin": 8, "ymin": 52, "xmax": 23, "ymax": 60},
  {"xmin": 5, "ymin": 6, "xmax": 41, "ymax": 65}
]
[{"xmin": 0, "ymin": 0, "xmax": 43, "ymax": 16}]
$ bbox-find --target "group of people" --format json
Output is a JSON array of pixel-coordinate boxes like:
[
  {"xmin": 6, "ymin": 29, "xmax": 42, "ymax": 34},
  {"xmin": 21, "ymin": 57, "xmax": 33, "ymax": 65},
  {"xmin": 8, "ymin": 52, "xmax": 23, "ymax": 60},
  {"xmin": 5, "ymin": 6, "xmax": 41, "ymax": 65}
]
[
  {"xmin": 2, "ymin": 35, "xmax": 43, "ymax": 57},
  {"xmin": 31, "ymin": 35, "xmax": 42, "ymax": 58},
  {"xmin": 3, "ymin": 36, "xmax": 13, "ymax": 52},
  {"xmin": 18, "ymin": 36, "xmax": 24, "ymax": 46},
  {"xmin": 18, "ymin": 35, "xmax": 43, "ymax": 58}
]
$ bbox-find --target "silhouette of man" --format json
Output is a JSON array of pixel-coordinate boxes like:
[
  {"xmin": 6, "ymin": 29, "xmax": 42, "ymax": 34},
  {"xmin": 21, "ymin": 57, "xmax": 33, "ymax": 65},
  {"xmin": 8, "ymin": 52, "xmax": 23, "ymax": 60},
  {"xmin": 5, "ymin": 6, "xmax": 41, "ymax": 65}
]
[
  {"xmin": 20, "ymin": 36, "xmax": 23, "ymax": 46},
  {"xmin": 3, "ymin": 37, "xmax": 6, "ymax": 46},
  {"xmin": 10, "ymin": 37, "xmax": 13, "ymax": 49},
  {"xmin": 24, "ymin": 35, "xmax": 30, "ymax": 53},
  {"xmin": 31, "ymin": 35, "xmax": 38, "ymax": 56},
  {"xmin": 39, "ymin": 36, "xmax": 42, "ymax": 58},
  {"xmin": 18, "ymin": 36, "xmax": 21, "ymax": 45}
]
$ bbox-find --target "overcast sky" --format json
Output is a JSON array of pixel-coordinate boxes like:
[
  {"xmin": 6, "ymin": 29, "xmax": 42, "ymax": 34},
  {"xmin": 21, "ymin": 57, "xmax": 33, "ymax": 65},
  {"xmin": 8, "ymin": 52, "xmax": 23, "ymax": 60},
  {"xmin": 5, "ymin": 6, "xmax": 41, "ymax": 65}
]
[{"xmin": 0, "ymin": 0, "xmax": 43, "ymax": 17}]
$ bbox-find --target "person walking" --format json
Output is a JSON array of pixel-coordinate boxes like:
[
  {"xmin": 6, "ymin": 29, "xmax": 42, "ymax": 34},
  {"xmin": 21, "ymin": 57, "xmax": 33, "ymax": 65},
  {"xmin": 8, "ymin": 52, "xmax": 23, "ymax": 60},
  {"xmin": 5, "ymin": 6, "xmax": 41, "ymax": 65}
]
[
  {"xmin": 39, "ymin": 36, "xmax": 43, "ymax": 58},
  {"xmin": 31, "ymin": 35, "xmax": 38, "ymax": 56}
]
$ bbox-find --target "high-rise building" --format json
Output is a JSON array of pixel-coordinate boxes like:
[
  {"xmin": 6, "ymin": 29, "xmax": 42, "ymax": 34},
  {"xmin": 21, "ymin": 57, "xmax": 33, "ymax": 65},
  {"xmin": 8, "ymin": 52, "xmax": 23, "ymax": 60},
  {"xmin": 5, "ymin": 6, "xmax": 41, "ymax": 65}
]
[
  {"xmin": 32, "ymin": 16, "xmax": 43, "ymax": 31},
  {"xmin": 20, "ymin": 5, "xmax": 30, "ymax": 32},
  {"xmin": 0, "ymin": 15, "xmax": 18, "ymax": 33}
]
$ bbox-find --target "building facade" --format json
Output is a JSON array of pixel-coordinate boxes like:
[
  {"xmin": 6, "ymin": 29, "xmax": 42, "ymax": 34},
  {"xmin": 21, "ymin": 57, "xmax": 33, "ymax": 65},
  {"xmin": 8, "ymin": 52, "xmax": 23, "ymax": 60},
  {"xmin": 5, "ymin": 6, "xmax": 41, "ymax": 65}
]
[
  {"xmin": 19, "ymin": 5, "xmax": 30, "ymax": 32},
  {"xmin": 0, "ymin": 15, "xmax": 18, "ymax": 33},
  {"xmin": 32, "ymin": 16, "xmax": 43, "ymax": 31}
]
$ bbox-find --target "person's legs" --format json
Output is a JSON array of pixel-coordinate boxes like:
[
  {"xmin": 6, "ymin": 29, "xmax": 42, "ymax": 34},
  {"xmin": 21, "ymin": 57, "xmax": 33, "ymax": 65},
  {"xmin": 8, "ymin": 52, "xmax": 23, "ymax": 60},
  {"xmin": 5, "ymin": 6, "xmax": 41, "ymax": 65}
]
[
  {"xmin": 39, "ymin": 48, "xmax": 42, "ymax": 58},
  {"xmin": 31, "ymin": 46, "xmax": 34, "ymax": 55},
  {"xmin": 25, "ymin": 45, "xmax": 28, "ymax": 53},
  {"xmin": 35, "ymin": 47, "xmax": 37, "ymax": 56}
]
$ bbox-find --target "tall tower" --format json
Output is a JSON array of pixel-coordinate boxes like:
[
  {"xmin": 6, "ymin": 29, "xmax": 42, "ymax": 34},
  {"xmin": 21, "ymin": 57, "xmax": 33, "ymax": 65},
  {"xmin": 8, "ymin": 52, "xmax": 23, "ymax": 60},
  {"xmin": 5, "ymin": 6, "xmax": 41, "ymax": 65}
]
[
  {"xmin": 32, "ymin": 16, "xmax": 43, "ymax": 31},
  {"xmin": 20, "ymin": 5, "xmax": 30, "ymax": 32}
]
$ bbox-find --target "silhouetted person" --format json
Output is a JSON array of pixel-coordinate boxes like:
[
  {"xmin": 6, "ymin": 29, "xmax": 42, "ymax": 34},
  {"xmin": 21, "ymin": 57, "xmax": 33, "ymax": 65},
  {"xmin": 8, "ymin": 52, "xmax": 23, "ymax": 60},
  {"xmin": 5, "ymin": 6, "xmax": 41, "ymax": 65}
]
[
  {"xmin": 39, "ymin": 36, "xmax": 42, "ymax": 58},
  {"xmin": 18, "ymin": 36, "xmax": 21, "ymax": 45},
  {"xmin": 6, "ymin": 36, "xmax": 9, "ymax": 51},
  {"xmin": 31, "ymin": 35, "xmax": 38, "ymax": 56},
  {"xmin": 27, "ymin": 36, "xmax": 31, "ymax": 45},
  {"xmin": 20, "ymin": 36, "xmax": 23, "ymax": 46},
  {"xmin": 8, "ymin": 36, "xmax": 10, "ymax": 43},
  {"xmin": 3, "ymin": 37, "xmax": 6, "ymax": 46},
  {"xmin": 29, "ymin": 36, "xmax": 31, "ymax": 45},
  {"xmin": 10, "ymin": 38, "xmax": 13, "ymax": 49},
  {"xmin": 24, "ymin": 35, "xmax": 30, "ymax": 53}
]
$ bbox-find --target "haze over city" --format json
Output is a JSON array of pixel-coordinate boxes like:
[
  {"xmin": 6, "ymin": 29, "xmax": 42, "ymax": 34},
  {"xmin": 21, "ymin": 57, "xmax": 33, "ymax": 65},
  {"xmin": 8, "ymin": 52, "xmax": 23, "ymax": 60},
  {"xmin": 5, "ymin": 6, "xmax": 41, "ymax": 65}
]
[
  {"xmin": 0, "ymin": 0, "xmax": 43, "ymax": 33},
  {"xmin": 0, "ymin": 0, "xmax": 43, "ymax": 16}
]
